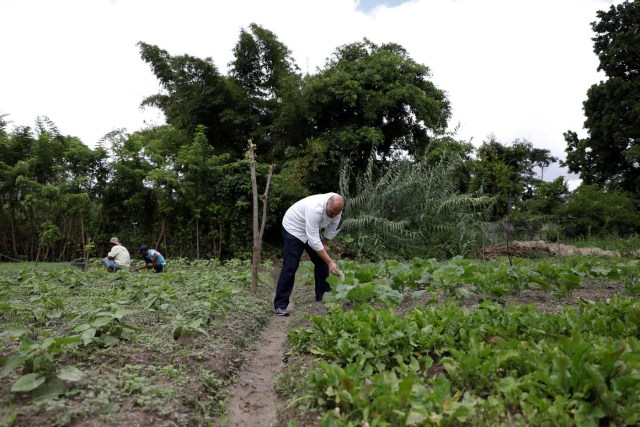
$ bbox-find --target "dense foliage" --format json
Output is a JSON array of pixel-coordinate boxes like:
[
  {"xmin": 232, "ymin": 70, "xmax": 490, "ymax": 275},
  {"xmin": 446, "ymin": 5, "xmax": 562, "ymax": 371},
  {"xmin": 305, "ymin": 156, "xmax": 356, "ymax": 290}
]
[
  {"xmin": 564, "ymin": 0, "xmax": 640, "ymax": 195},
  {"xmin": 2, "ymin": 8, "xmax": 640, "ymax": 263}
]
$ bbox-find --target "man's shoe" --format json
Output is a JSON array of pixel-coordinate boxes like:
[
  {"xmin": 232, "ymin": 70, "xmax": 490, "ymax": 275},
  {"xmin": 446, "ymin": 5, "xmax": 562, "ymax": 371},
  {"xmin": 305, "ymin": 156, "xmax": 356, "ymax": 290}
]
[{"xmin": 274, "ymin": 307, "xmax": 289, "ymax": 316}]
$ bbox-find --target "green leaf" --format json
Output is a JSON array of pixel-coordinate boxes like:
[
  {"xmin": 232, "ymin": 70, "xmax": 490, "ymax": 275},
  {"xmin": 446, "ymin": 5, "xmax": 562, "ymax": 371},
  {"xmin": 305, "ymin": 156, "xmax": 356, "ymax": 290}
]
[
  {"xmin": 72, "ymin": 323, "xmax": 91, "ymax": 333},
  {"xmin": 590, "ymin": 266, "xmax": 610, "ymax": 277},
  {"xmin": 11, "ymin": 373, "xmax": 46, "ymax": 392},
  {"xmin": 46, "ymin": 309, "xmax": 63, "ymax": 319},
  {"xmin": 81, "ymin": 328, "xmax": 96, "ymax": 345},
  {"xmin": 3, "ymin": 326, "xmax": 30, "ymax": 339},
  {"xmin": 32, "ymin": 377, "xmax": 66, "ymax": 401},
  {"xmin": 114, "ymin": 309, "xmax": 135, "ymax": 319},
  {"xmin": 0, "ymin": 354, "xmax": 27, "ymax": 379},
  {"xmin": 411, "ymin": 290, "xmax": 426, "ymax": 299},
  {"xmin": 32, "ymin": 307, "xmax": 45, "ymax": 320},
  {"xmin": 41, "ymin": 338, "xmax": 55, "ymax": 349},
  {"xmin": 347, "ymin": 283, "xmax": 375, "ymax": 304},
  {"xmin": 57, "ymin": 365, "xmax": 84, "ymax": 382},
  {"xmin": 406, "ymin": 408, "xmax": 428, "ymax": 426},
  {"xmin": 53, "ymin": 335, "xmax": 83, "ymax": 345},
  {"xmin": 91, "ymin": 317, "xmax": 113, "ymax": 327},
  {"xmin": 95, "ymin": 311, "xmax": 116, "ymax": 318},
  {"xmin": 189, "ymin": 319, "xmax": 203, "ymax": 328},
  {"xmin": 327, "ymin": 275, "xmax": 342, "ymax": 287},
  {"xmin": 100, "ymin": 336, "xmax": 119, "ymax": 346}
]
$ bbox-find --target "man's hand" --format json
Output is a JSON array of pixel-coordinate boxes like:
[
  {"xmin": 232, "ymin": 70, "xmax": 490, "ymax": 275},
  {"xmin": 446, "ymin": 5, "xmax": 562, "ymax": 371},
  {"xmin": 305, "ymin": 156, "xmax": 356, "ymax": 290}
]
[
  {"xmin": 147, "ymin": 263, "xmax": 154, "ymax": 268},
  {"xmin": 328, "ymin": 260, "xmax": 340, "ymax": 276}
]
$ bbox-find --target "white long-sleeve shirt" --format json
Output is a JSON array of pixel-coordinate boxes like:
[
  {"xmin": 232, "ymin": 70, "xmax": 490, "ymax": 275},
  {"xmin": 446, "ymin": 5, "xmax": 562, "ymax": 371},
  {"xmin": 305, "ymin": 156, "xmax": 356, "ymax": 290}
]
[{"xmin": 282, "ymin": 193, "xmax": 342, "ymax": 251}]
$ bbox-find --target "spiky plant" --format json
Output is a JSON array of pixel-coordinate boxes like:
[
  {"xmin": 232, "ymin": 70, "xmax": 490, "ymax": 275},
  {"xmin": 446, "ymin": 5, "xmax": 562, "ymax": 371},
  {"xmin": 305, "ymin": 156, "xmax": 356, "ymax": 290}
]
[{"xmin": 339, "ymin": 147, "xmax": 494, "ymax": 259}]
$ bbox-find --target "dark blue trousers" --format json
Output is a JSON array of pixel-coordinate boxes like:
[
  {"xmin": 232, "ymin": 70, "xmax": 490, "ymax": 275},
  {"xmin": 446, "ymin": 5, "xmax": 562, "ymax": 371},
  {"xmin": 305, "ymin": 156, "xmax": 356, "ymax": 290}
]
[{"xmin": 273, "ymin": 228, "xmax": 330, "ymax": 309}]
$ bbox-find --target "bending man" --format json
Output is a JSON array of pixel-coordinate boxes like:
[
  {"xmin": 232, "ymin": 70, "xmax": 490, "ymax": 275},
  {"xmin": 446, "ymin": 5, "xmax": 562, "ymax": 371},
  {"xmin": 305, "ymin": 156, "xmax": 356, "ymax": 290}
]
[{"xmin": 273, "ymin": 193, "xmax": 344, "ymax": 316}]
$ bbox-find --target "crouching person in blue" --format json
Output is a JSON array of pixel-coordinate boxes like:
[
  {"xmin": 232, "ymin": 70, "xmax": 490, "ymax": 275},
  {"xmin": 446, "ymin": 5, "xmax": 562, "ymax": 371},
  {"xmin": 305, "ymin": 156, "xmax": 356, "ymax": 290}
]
[{"xmin": 137, "ymin": 245, "xmax": 167, "ymax": 272}]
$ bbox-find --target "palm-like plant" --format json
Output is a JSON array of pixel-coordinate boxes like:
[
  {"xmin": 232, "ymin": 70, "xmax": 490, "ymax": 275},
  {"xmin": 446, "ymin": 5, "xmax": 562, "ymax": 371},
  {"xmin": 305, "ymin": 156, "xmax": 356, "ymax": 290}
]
[{"xmin": 339, "ymin": 145, "xmax": 494, "ymax": 259}]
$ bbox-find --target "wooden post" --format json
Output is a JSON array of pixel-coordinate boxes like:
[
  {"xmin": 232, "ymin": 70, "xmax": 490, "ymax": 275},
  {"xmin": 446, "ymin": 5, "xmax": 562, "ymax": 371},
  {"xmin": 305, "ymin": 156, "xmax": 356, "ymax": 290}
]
[{"xmin": 248, "ymin": 140, "xmax": 274, "ymax": 294}]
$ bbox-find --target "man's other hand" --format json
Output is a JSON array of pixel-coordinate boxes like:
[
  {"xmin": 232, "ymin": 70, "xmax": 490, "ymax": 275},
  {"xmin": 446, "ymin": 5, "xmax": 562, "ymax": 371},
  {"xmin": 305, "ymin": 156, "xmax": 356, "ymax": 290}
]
[{"xmin": 328, "ymin": 261, "xmax": 340, "ymax": 276}]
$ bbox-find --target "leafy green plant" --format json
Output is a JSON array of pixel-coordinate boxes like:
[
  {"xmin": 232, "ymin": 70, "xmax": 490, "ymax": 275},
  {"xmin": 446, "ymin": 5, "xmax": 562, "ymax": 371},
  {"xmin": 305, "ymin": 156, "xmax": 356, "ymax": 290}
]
[
  {"xmin": 143, "ymin": 284, "xmax": 176, "ymax": 320},
  {"xmin": 0, "ymin": 329, "xmax": 83, "ymax": 397},
  {"xmin": 171, "ymin": 315, "xmax": 209, "ymax": 344},
  {"xmin": 534, "ymin": 261, "xmax": 582, "ymax": 297},
  {"xmin": 325, "ymin": 270, "xmax": 403, "ymax": 307},
  {"xmin": 307, "ymin": 361, "xmax": 476, "ymax": 426},
  {"xmin": 619, "ymin": 260, "xmax": 640, "ymax": 295},
  {"xmin": 186, "ymin": 284, "xmax": 236, "ymax": 324},
  {"xmin": 71, "ymin": 304, "xmax": 138, "ymax": 346}
]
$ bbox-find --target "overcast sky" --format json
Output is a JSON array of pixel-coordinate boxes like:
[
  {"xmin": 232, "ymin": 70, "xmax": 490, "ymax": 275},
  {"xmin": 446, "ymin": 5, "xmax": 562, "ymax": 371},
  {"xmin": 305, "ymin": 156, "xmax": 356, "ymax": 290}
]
[{"xmin": 0, "ymin": 0, "xmax": 624, "ymax": 188}]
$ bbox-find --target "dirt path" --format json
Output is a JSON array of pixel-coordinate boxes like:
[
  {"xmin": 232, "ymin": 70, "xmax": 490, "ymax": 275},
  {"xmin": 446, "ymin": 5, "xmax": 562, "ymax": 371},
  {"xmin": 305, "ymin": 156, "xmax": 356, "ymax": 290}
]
[{"xmin": 219, "ymin": 311, "xmax": 290, "ymax": 427}]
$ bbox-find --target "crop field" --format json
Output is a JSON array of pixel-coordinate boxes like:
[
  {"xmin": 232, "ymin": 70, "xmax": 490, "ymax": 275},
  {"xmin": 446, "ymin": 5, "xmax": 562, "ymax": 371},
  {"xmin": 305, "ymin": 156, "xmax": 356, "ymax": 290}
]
[
  {"xmin": 0, "ymin": 260, "xmax": 273, "ymax": 426},
  {"xmin": 1, "ymin": 255, "xmax": 639, "ymax": 426},
  {"xmin": 280, "ymin": 256, "xmax": 640, "ymax": 426}
]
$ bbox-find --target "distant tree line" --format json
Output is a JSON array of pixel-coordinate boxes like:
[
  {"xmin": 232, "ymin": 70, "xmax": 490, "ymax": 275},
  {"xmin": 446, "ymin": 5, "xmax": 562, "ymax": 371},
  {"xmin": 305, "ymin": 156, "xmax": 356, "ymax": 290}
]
[{"xmin": 1, "ymin": 1, "xmax": 638, "ymax": 262}]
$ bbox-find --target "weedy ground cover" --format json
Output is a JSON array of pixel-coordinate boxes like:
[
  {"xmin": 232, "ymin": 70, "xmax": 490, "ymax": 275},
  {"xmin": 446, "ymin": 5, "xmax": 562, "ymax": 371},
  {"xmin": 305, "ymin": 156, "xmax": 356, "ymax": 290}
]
[
  {"xmin": 0, "ymin": 261, "xmax": 273, "ymax": 426},
  {"xmin": 279, "ymin": 256, "xmax": 640, "ymax": 426}
]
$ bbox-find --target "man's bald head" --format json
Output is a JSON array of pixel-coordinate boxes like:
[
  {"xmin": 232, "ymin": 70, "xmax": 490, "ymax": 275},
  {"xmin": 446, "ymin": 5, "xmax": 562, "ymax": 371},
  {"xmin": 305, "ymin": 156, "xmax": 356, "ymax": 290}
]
[{"xmin": 326, "ymin": 194, "xmax": 344, "ymax": 218}]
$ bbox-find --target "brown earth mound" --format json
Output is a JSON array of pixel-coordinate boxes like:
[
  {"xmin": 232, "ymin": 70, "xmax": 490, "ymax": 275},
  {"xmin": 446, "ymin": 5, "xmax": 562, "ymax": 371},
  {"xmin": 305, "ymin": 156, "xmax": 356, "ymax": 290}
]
[{"xmin": 479, "ymin": 240, "xmax": 621, "ymax": 259}]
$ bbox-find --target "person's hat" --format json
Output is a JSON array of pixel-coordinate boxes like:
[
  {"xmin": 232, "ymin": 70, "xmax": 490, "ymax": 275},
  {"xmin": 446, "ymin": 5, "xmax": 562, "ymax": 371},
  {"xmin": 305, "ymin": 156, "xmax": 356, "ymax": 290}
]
[
  {"xmin": 139, "ymin": 245, "xmax": 148, "ymax": 252},
  {"xmin": 109, "ymin": 237, "xmax": 120, "ymax": 245}
]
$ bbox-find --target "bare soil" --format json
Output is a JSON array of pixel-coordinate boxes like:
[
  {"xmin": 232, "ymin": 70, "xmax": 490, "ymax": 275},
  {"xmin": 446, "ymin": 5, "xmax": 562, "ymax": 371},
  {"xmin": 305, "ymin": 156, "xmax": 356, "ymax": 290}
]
[
  {"xmin": 479, "ymin": 240, "xmax": 623, "ymax": 259},
  {"xmin": 217, "ymin": 314, "xmax": 290, "ymax": 427}
]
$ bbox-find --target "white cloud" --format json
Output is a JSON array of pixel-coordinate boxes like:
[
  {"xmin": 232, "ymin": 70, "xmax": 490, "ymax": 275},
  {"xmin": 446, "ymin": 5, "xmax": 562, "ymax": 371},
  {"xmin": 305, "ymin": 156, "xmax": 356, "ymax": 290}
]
[{"xmin": 0, "ymin": 0, "xmax": 623, "ymax": 183}]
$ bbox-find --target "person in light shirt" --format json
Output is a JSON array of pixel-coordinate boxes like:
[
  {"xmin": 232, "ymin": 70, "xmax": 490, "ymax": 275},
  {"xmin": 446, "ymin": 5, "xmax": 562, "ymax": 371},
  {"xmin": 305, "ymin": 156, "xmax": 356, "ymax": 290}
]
[
  {"xmin": 103, "ymin": 237, "xmax": 131, "ymax": 272},
  {"xmin": 273, "ymin": 193, "xmax": 344, "ymax": 316}
]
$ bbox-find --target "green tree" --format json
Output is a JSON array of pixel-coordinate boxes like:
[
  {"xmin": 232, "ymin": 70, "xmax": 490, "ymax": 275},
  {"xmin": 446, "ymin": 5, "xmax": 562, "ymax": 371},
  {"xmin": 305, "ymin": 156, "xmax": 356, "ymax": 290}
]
[
  {"xmin": 302, "ymin": 39, "xmax": 451, "ymax": 190},
  {"xmin": 564, "ymin": 0, "xmax": 640, "ymax": 194},
  {"xmin": 562, "ymin": 184, "xmax": 640, "ymax": 237},
  {"xmin": 471, "ymin": 137, "xmax": 557, "ymax": 217},
  {"xmin": 422, "ymin": 134, "xmax": 475, "ymax": 193},
  {"xmin": 0, "ymin": 117, "xmax": 105, "ymax": 261},
  {"xmin": 522, "ymin": 177, "xmax": 570, "ymax": 216},
  {"xmin": 228, "ymin": 23, "xmax": 304, "ymax": 163},
  {"xmin": 138, "ymin": 42, "xmax": 247, "ymax": 158},
  {"xmin": 99, "ymin": 129, "xmax": 154, "ymax": 249},
  {"xmin": 138, "ymin": 125, "xmax": 188, "ymax": 254},
  {"xmin": 175, "ymin": 125, "xmax": 230, "ymax": 258}
]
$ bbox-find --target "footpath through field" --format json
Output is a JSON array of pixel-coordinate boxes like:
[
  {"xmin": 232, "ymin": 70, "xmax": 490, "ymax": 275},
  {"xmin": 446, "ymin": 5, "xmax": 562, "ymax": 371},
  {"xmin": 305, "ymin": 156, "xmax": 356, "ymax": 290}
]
[{"xmin": 219, "ymin": 305, "xmax": 290, "ymax": 426}]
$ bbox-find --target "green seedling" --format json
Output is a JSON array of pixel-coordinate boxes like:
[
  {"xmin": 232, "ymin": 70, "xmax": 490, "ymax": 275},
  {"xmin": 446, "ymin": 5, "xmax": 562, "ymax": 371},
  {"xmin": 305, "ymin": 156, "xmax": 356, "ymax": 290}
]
[
  {"xmin": 171, "ymin": 315, "xmax": 210, "ymax": 344},
  {"xmin": 71, "ymin": 304, "xmax": 138, "ymax": 346},
  {"xmin": 0, "ymin": 329, "xmax": 83, "ymax": 398}
]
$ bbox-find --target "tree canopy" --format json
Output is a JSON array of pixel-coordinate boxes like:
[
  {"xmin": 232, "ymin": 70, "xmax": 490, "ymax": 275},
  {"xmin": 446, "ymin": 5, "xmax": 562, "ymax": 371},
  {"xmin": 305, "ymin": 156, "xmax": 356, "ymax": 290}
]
[
  {"xmin": 303, "ymin": 39, "xmax": 451, "ymax": 179},
  {"xmin": 3, "ymin": 18, "xmax": 640, "ymax": 263},
  {"xmin": 564, "ymin": 0, "xmax": 640, "ymax": 195}
]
